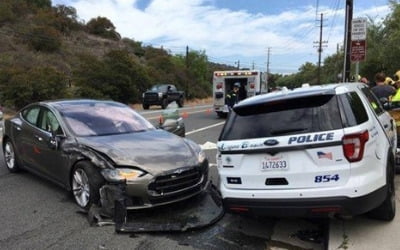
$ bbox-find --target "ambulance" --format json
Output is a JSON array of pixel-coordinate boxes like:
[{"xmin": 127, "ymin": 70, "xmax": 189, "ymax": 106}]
[{"xmin": 213, "ymin": 70, "xmax": 267, "ymax": 118}]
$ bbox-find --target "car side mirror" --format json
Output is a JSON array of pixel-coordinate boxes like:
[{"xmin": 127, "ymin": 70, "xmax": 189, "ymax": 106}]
[
  {"xmin": 379, "ymin": 97, "xmax": 391, "ymax": 110},
  {"xmin": 383, "ymin": 102, "xmax": 392, "ymax": 110},
  {"xmin": 49, "ymin": 130, "xmax": 65, "ymax": 150},
  {"xmin": 380, "ymin": 97, "xmax": 389, "ymax": 104}
]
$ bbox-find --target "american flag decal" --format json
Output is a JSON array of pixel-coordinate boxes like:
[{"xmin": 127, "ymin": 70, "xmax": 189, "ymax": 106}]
[{"xmin": 317, "ymin": 151, "xmax": 333, "ymax": 160}]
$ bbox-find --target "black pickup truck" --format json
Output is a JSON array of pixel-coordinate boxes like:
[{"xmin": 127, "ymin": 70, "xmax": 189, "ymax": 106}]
[{"xmin": 142, "ymin": 84, "xmax": 185, "ymax": 109}]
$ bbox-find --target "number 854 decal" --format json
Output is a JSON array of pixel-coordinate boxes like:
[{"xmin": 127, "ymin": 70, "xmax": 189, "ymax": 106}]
[{"xmin": 314, "ymin": 174, "xmax": 339, "ymax": 183}]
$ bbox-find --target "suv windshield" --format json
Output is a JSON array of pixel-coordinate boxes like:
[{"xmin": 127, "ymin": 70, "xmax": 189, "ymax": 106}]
[
  {"xmin": 151, "ymin": 85, "xmax": 167, "ymax": 91},
  {"xmin": 60, "ymin": 102, "xmax": 155, "ymax": 136},
  {"xmin": 220, "ymin": 95, "xmax": 343, "ymax": 140}
]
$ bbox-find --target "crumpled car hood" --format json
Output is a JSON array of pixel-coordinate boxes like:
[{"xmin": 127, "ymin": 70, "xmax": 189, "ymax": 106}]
[{"xmin": 76, "ymin": 130, "xmax": 198, "ymax": 175}]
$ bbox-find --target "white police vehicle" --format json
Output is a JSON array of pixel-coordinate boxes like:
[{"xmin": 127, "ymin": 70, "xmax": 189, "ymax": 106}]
[{"xmin": 217, "ymin": 83, "xmax": 397, "ymax": 220}]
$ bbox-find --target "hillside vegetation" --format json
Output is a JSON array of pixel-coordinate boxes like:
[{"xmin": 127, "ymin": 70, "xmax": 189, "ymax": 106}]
[{"xmin": 0, "ymin": 0, "xmax": 233, "ymax": 109}]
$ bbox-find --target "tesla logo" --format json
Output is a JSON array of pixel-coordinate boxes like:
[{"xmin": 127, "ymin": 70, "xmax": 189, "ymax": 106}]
[{"xmin": 173, "ymin": 169, "xmax": 184, "ymax": 174}]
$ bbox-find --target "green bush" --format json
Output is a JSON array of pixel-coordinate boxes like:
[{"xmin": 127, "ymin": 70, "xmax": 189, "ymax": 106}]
[
  {"xmin": 0, "ymin": 67, "xmax": 68, "ymax": 109},
  {"xmin": 27, "ymin": 25, "xmax": 62, "ymax": 52}
]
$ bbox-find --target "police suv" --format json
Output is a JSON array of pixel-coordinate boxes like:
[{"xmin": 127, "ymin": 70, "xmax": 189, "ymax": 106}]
[{"xmin": 217, "ymin": 83, "xmax": 397, "ymax": 220}]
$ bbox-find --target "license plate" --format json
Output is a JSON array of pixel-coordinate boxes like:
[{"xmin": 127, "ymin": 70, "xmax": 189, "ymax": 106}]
[{"xmin": 261, "ymin": 154, "xmax": 288, "ymax": 171}]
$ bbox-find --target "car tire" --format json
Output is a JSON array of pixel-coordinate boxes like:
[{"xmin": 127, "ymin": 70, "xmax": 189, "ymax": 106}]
[
  {"xmin": 217, "ymin": 112, "xmax": 227, "ymax": 118},
  {"xmin": 142, "ymin": 103, "xmax": 149, "ymax": 110},
  {"xmin": 71, "ymin": 161, "xmax": 105, "ymax": 211},
  {"xmin": 368, "ymin": 158, "xmax": 396, "ymax": 221},
  {"xmin": 3, "ymin": 139, "xmax": 21, "ymax": 173},
  {"xmin": 161, "ymin": 98, "xmax": 168, "ymax": 109},
  {"xmin": 178, "ymin": 97, "xmax": 184, "ymax": 108}
]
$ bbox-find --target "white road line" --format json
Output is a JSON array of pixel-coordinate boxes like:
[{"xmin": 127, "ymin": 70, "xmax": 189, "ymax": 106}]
[{"xmin": 185, "ymin": 121, "xmax": 225, "ymax": 136}]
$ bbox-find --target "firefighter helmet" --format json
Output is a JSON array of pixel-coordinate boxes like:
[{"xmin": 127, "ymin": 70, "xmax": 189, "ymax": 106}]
[{"xmin": 385, "ymin": 77, "xmax": 394, "ymax": 85}]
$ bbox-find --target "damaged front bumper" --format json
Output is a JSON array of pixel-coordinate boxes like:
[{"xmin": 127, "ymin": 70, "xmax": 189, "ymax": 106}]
[
  {"xmin": 87, "ymin": 183, "xmax": 224, "ymax": 233},
  {"xmin": 114, "ymin": 183, "xmax": 224, "ymax": 233}
]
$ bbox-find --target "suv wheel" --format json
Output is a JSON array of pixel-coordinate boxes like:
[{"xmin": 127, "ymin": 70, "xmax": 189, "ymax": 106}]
[
  {"xmin": 368, "ymin": 159, "xmax": 396, "ymax": 221},
  {"xmin": 178, "ymin": 97, "xmax": 184, "ymax": 108},
  {"xmin": 142, "ymin": 103, "xmax": 149, "ymax": 110},
  {"xmin": 161, "ymin": 98, "xmax": 168, "ymax": 109}
]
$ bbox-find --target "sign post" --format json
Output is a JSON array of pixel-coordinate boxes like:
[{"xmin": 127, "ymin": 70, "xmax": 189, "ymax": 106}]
[
  {"xmin": 351, "ymin": 18, "xmax": 367, "ymax": 63},
  {"xmin": 351, "ymin": 17, "xmax": 367, "ymax": 79}
]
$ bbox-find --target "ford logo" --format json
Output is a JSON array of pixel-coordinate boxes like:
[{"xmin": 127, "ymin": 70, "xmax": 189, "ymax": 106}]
[{"xmin": 264, "ymin": 139, "xmax": 279, "ymax": 146}]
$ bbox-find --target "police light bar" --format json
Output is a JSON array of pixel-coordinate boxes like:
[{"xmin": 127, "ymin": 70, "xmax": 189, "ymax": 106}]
[{"xmin": 215, "ymin": 71, "xmax": 258, "ymax": 77}]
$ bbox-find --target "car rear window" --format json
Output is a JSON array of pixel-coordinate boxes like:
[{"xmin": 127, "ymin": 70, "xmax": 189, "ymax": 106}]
[{"xmin": 220, "ymin": 95, "xmax": 343, "ymax": 140}]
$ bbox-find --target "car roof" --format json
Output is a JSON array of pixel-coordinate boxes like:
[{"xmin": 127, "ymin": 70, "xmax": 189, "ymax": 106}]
[
  {"xmin": 37, "ymin": 99, "xmax": 122, "ymax": 109},
  {"xmin": 234, "ymin": 82, "xmax": 362, "ymax": 109}
]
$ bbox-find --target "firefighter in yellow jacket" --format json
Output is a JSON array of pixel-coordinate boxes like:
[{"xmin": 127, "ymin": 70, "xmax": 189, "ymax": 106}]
[
  {"xmin": 226, "ymin": 82, "xmax": 240, "ymax": 108},
  {"xmin": 391, "ymin": 71, "xmax": 400, "ymax": 102}
]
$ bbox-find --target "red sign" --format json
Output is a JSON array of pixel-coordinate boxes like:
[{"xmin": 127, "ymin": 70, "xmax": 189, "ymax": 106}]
[{"xmin": 351, "ymin": 40, "xmax": 366, "ymax": 62}]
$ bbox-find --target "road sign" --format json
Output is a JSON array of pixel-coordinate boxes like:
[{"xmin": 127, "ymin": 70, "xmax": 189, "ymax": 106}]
[
  {"xmin": 351, "ymin": 18, "xmax": 367, "ymax": 41},
  {"xmin": 351, "ymin": 40, "xmax": 366, "ymax": 62}
]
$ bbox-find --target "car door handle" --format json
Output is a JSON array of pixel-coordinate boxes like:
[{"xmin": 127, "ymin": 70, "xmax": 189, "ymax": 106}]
[
  {"xmin": 13, "ymin": 125, "xmax": 21, "ymax": 131},
  {"xmin": 34, "ymin": 135, "xmax": 43, "ymax": 141}
]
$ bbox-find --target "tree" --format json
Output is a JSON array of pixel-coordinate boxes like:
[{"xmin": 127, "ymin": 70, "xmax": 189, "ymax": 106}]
[
  {"xmin": 27, "ymin": 25, "xmax": 62, "ymax": 52},
  {"xmin": 86, "ymin": 16, "xmax": 121, "ymax": 40},
  {"xmin": 73, "ymin": 51, "xmax": 150, "ymax": 104},
  {"xmin": 0, "ymin": 67, "xmax": 67, "ymax": 109}
]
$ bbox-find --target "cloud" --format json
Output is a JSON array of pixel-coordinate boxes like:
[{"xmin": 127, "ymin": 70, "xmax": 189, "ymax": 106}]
[{"xmin": 55, "ymin": 0, "xmax": 390, "ymax": 73}]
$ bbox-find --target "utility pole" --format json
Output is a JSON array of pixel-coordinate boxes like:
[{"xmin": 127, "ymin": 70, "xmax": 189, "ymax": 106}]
[
  {"xmin": 235, "ymin": 60, "xmax": 240, "ymax": 70},
  {"xmin": 266, "ymin": 47, "xmax": 271, "ymax": 86},
  {"xmin": 343, "ymin": 0, "xmax": 353, "ymax": 82},
  {"xmin": 186, "ymin": 45, "xmax": 189, "ymax": 98},
  {"xmin": 252, "ymin": 61, "xmax": 255, "ymax": 70},
  {"xmin": 313, "ymin": 13, "xmax": 327, "ymax": 84}
]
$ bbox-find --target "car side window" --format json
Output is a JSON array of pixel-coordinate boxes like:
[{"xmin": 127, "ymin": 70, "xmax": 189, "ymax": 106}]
[
  {"xmin": 338, "ymin": 92, "xmax": 368, "ymax": 127},
  {"xmin": 40, "ymin": 109, "xmax": 63, "ymax": 134},
  {"xmin": 22, "ymin": 107, "xmax": 40, "ymax": 126},
  {"xmin": 360, "ymin": 87, "xmax": 384, "ymax": 115}
]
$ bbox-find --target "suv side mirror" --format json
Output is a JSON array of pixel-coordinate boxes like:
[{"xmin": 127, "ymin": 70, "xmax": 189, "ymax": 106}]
[
  {"xmin": 379, "ymin": 97, "xmax": 392, "ymax": 110},
  {"xmin": 383, "ymin": 102, "xmax": 392, "ymax": 110},
  {"xmin": 379, "ymin": 97, "xmax": 389, "ymax": 104}
]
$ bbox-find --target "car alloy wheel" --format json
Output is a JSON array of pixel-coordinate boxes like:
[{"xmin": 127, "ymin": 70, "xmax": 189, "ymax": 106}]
[
  {"xmin": 4, "ymin": 141, "xmax": 16, "ymax": 171},
  {"xmin": 72, "ymin": 168, "xmax": 91, "ymax": 208}
]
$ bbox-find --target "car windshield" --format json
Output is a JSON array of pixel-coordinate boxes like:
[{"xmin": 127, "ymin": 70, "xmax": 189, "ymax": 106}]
[{"xmin": 59, "ymin": 102, "xmax": 155, "ymax": 137}]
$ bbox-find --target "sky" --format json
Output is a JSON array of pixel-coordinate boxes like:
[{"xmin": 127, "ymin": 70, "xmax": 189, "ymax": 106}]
[{"xmin": 52, "ymin": 0, "xmax": 392, "ymax": 74}]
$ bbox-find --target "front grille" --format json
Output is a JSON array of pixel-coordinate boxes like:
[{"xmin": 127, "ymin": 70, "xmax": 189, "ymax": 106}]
[
  {"xmin": 149, "ymin": 167, "xmax": 202, "ymax": 196},
  {"xmin": 144, "ymin": 93, "xmax": 158, "ymax": 101}
]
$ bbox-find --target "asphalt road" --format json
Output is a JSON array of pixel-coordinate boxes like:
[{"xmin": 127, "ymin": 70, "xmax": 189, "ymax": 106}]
[{"xmin": 6, "ymin": 103, "xmax": 398, "ymax": 250}]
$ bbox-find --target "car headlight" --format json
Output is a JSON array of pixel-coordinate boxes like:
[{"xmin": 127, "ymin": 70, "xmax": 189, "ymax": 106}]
[
  {"xmin": 198, "ymin": 150, "xmax": 206, "ymax": 163},
  {"xmin": 101, "ymin": 168, "xmax": 144, "ymax": 182},
  {"xmin": 158, "ymin": 92, "xmax": 163, "ymax": 98},
  {"xmin": 142, "ymin": 93, "xmax": 145, "ymax": 98}
]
